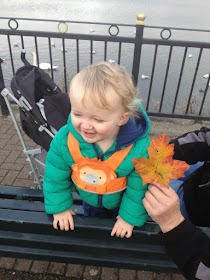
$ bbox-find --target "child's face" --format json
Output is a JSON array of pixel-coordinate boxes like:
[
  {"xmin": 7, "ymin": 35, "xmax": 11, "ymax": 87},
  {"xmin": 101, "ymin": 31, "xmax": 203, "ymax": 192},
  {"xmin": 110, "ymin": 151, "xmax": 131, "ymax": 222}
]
[{"xmin": 70, "ymin": 82, "xmax": 129, "ymax": 151}]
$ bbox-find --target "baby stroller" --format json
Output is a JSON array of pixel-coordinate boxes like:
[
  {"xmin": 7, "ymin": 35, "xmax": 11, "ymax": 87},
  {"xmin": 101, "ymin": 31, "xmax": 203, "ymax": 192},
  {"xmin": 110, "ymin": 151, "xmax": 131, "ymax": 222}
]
[{"xmin": 0, "ymin": 50, "xmax": 71, "ymax": 188}]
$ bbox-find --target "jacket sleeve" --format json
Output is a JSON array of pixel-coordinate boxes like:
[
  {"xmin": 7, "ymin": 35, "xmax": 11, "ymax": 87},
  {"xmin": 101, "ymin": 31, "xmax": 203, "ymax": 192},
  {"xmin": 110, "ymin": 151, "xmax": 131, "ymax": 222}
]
[
  {"xmin": 162, "ymin": 219, "xmax": 210, "ymax": 279},
  {"xmin": 170, "ymin": 127, "xmax": 210, "ymax": 164},
  {"xmin": 43, "ymin": 128, "xmax": 73, "ymax": 214},
  {"xmin": 118, "ymin": 140, "xmax": 150, "ymax": 227}
]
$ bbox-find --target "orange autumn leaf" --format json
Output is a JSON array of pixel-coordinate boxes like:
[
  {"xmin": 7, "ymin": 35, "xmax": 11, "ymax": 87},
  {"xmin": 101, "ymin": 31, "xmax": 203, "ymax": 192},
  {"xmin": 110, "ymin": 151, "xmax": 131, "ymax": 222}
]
[{"xmin": 132, "ymin": 134, "xmax": 190, "ymax": 187}]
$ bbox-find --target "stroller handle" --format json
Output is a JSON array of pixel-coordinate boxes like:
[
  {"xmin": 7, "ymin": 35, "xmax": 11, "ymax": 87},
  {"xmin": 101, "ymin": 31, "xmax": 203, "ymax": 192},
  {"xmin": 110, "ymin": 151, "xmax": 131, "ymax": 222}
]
[
  {"xmin": 21, "ymin": 49, "xmax": 31, "ymax": 66},
  {"xmin": 0, "ymin": 58, "xmax": 5, "ymax": 91},
  {"xmin": 0, "ymin": 58, "xmax": 9, "ymax": 116}
]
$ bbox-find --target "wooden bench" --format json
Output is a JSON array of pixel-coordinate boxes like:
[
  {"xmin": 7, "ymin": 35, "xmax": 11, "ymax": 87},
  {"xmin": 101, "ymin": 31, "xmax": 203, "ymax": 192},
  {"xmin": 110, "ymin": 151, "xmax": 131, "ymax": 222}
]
[{"xmin": 1, "ymin": 185, "xmax": 209, "ymax": 274}]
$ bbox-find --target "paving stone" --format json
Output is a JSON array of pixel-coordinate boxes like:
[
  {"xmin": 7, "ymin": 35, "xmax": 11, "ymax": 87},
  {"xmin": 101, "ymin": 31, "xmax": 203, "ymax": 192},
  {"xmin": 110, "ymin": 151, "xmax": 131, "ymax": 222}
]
[
  {"xmin": 0, "ymin": 257, "xmax": 15, "ymax": 269},
  {"xmin": 14, "ymin": 258, "xmax": 32, "ymax": 271},
  {"xmin": 48, "ymin": 262, "xmax": 66, "ymax": 275},
  {"xmin": 1, "ymin": 170, "xmax": 19, "ymax": 185},
  {"xmin": 119, "ymin": 269, "xmax": 137, "ymax": 280},
  {"xmin": 0, "ymin": 132, "xmax": 12, "ymax": 139},
  {"xmin": 17, "ymin": 165, "xmax": 31, "ymax": 179},
  {"xmin": 65, "ymin": 263, "xmax": 84, "ymax": 278},
  {"xmin": 7, "ymin": 135, "xmax": 21, "ymax": 145},
  {"xmin": 173, "ymin": 274, "xmax": 186, "ymax": 280},
  {"xmin": 13, "ymin": 178, "xmax": 35, "ymax": 188},
  {"xmin": 0, "ymin": 125, "xmax": 12, "ymax": 134},
  {"xmin": 137, "ymin": 270, "xmax": 153, "ymax": 280},
  {"xmin": 2, "ymin": 162, "xmax": 23, "ymax": 171},
  {"xmin": 0, "ymin": 155, "xmax": 7, "ymax": 165},
  {"xmin": 31, "ymin": 260, "xmax": 49, "ymax": 274},
  {"xmin": 0, "ymin": 139, "xmax": 8, "ymax": 149},
  {"xmin": 4, "ymin": 151, "xmax": 21, "ymax": 163},
  {"xmin": 156, "ymin": 273, "xmax": 172, "ymax": 280},
  {"xmin": 15, "ymin": 158, "xmax": 28, "ymax": 165},
  {"xmin": 101, "ymin": 267, "xmax": 118, "ymax": 280},
  {"xmin": 83, "ymin": 266, "xmax": 101, "ymax": 280},
  {"xmin": 3, "ymin": 144, "xmax": 23, "ymax": 151},
  {"xmin": 0, "ymin": 169, "xmax": 8, "ymax": 177},
  {"xmin": 0, "ymin": 150, "xmax": 10, "ymax": 156}
]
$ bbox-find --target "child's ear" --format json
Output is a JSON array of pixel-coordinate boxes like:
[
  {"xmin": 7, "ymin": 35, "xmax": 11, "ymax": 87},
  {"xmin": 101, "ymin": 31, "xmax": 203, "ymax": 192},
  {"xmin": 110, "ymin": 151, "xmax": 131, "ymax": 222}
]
[{"xmin": 118, "ymin": 112, "xmax": 130, "ymax": 126}]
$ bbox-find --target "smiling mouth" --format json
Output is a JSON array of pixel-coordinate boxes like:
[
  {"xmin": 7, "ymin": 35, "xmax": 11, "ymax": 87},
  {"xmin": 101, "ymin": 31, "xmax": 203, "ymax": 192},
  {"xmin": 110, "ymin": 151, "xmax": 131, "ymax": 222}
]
[{"xmin": 83, "ymin": 131, "xmax": 96, "ymax": 138}]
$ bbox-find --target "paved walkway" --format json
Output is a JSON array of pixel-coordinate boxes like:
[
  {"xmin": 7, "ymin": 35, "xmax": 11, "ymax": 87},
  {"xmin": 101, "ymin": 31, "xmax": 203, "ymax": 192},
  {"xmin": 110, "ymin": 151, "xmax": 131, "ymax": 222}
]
[{"xmin": 1, "ymin": 106, "xmax": 209, "ymax": 280}]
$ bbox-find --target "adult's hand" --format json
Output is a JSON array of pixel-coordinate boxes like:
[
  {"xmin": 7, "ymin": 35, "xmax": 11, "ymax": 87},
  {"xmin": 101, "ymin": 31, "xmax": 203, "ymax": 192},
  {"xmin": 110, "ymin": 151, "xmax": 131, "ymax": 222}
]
[{"xmin": 143, "ymin": 183, "xmax": 185, "ymax": 233}]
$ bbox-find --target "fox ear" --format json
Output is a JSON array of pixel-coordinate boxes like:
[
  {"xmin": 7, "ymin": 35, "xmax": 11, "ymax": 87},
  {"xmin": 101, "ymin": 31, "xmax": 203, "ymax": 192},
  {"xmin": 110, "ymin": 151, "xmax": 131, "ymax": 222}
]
[
  {"xmin": 118, "ymin": 112, "xmax": 130, "ymax": 126},
  {"xmin": 72, "ymin": 164, "xmax": 78, "ymax": 171}
]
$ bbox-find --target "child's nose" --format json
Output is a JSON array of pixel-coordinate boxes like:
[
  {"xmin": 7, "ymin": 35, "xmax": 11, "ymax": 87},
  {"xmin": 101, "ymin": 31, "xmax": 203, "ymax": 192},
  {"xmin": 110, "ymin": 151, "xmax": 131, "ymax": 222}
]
[{"xmin": 81, "ymin": 120, "xmax": 93, "ymax": 130}]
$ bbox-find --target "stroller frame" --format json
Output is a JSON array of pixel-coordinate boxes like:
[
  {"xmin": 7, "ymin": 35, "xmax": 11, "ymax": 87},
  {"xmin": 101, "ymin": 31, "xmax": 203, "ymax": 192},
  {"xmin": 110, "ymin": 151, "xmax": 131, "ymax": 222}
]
[{"xmin": 1, "ymin": 86, "xmax": 54, "ymax": 188}]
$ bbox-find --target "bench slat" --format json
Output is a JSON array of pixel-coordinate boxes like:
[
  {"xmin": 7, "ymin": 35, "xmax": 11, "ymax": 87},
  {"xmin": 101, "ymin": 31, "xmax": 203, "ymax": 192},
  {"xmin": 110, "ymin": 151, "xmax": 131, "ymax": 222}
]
[
  {"xmin": 0, "ymin": 186, "xmax": 82, "ymax": 204},
  {"xmin": 0, "ymin": 199, "xmax": 84, "ymax": 215},
  {"xmin": 0, "ymin": 244, "xmax": 178, "ymax": 273},
  {"xmin": 0, "ymin": 229, "xmax": 163, "ymax": 254}
]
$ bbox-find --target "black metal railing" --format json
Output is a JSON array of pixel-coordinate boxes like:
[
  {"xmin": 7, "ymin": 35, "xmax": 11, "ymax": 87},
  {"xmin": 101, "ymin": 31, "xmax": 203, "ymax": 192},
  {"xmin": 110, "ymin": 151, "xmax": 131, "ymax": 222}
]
[{"xmin": 0, "ymin": 14, "xmax": 210, "ymax": 120}]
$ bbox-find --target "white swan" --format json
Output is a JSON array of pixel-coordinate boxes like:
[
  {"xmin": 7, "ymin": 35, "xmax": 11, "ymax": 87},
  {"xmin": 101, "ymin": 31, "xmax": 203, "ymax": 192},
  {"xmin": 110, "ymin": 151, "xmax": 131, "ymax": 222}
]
[
  {"xmin": 31, "ymin": 52, "xmax": 58, "ymax": 70},
  {"xmin": 108, "ymin": 59, "xmax": 115, "ymax": 63},
  {"xmin": 60, "ymin": 47, "xmax": 67, "ymax": 53},
  {"xmin": 13, "ymin": 42, "xmax": 19, "ymax": 47},
  {"xmin": 202, "ymin": 74, "xmax": 210, "ymax": 86},
  {"xmin": 89, "ymin": 28, "xmax": 96, "ymax": 33},
  {"xmin": 141, "ymin": 74, "xmax": 150, "ymax": 80}
]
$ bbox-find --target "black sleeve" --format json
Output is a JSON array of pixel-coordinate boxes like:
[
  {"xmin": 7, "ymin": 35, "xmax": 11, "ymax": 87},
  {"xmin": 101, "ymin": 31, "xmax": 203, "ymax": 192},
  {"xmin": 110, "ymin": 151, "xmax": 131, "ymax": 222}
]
[
  {"xmin": 170, "ymin": 127, "xmax": 210, "ymax": 164},
  {"xmin": 162, "ymin": 219, "xmax": 210, "ymax": 279}
]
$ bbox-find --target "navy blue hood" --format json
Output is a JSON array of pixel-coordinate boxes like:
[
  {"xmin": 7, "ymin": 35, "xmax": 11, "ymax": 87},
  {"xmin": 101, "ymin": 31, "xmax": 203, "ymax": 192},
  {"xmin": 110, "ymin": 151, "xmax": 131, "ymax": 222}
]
[{"xmin": 115, "ymin": 105, "xmax": 150, "ymax": 151}]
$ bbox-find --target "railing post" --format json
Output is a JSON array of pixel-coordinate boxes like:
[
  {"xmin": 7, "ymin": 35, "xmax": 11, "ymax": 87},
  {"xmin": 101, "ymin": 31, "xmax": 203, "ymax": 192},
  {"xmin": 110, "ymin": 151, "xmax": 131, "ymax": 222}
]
[
  {"xmin": 132, "ymin": 13, "xmax": 146, "ymax": 86},
  {"xmin": 0, "ymin": 58, "xmax": 9, "ymax": 117}
]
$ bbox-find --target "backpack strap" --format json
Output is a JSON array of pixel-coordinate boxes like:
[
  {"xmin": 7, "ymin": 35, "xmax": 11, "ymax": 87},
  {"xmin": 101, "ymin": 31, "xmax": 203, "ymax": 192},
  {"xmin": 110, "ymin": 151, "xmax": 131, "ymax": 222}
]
[
  {"xmin": 67, "ymin": 132, "xmax": 133, "ymax": 170},
  {"xmin": 67, "ymin": 132, "xmax": 85, "ymax": 162}
]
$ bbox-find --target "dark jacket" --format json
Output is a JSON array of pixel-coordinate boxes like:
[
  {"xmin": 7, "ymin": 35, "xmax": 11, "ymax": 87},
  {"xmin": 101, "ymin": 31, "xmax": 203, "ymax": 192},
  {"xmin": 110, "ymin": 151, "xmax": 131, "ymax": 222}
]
[
  {"xmin": 162, "ymin": 127, "xmax": 210, "ymax": 279},
  {"xmin": 170, "ymin": 127, "xmax": 210, "ymax": 227},
  {"xmin": 163, "ymin": 219, "xmax": 210, "ymax": 280}
]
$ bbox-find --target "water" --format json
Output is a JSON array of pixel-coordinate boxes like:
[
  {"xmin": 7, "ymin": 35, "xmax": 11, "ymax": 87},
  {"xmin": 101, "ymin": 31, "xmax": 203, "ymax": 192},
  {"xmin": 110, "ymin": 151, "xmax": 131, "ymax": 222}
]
[{"xmin": 1, "ymin": 0, "xmax": 210, "ymax": 115}]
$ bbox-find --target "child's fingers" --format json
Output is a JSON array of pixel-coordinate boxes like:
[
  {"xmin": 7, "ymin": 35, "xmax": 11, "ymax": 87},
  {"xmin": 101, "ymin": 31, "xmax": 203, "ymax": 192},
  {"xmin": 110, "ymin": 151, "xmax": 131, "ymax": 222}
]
[
  {"xmin": 120, "ymin": 229, "xmax": 127, "ymax": 238},
  {"xmin": 111, "ymin": 223, "xmax": 118, "ymax": 236},
  {"xmin": 70, "ymin": 209, "xmax": 76, "ymax": 216},
  {"xmin": 58, "ymin": 219, "xmax": 65, "ymax": 231},
  {"xmin": 115, "ymin": 227, "xmax": 123, "ymax": 237},
  {"xmin": 68, "ymin": 215, "xmax": 74, "ymax": 230},
  {"xmin": 125, "ymin": 229, "xmax": 132, "ymax": 238},
  {"xmin": 64, "ymin": 218, "xmax": 70, "ymax": 231},
  {"xmin": 53, "ymin": 218, "xmax": 58, "ymax": 230}
]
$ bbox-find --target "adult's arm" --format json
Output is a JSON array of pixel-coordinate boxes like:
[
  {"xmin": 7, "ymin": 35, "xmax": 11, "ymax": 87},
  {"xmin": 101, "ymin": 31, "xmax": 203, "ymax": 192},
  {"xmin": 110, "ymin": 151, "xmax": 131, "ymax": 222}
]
[
  {"xmin": 163, "ymin": 219, "xmax": 210, "ymax": 280},
  {"xmin": 170, "ymin": 127, "xmax": 210, "ymax": 164},
  {"xmin": 143, "ymin": 183, "xmax": 210, "ymax": 279}
]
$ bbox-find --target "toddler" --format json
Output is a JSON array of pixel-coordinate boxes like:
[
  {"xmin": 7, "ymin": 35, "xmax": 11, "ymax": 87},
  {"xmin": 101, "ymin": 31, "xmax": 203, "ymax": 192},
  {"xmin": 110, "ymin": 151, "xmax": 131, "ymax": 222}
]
[{"xmin": 43, "ymin": 61, "xmax": 151, "ymax": 238}]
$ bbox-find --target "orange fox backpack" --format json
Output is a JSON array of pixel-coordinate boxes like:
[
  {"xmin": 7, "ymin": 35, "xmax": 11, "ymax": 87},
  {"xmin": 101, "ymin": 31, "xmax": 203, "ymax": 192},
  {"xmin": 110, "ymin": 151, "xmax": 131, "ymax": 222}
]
[{"xmin": 67, "ymin": 132, "xmax": 133, "ymax": 195}]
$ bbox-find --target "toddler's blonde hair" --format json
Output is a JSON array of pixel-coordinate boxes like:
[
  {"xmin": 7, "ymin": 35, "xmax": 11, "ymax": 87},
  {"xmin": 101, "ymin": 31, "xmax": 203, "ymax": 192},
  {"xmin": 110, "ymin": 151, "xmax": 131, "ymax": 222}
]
[{"xmin": 69, "ymin": 62, "xmax": 141, "ymax": 119}]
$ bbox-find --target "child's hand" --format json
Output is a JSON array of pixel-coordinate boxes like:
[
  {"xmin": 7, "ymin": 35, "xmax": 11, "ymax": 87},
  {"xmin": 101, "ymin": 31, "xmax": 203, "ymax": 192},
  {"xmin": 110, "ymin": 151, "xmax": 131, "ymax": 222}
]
[
  {"xmin": 111, "ymin": 216, "xmax": 134, "ymax": 238},
  {"xmin": 53, "ymin": 209, "xmax": 76, "ymax": 231}
]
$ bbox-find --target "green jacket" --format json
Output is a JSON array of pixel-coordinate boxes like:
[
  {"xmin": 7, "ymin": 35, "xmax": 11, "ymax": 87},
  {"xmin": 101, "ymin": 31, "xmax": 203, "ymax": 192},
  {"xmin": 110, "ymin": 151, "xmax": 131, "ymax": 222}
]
[{"xmin": 43, "ymin": 104, "xmax": 151, "ymax": 227}]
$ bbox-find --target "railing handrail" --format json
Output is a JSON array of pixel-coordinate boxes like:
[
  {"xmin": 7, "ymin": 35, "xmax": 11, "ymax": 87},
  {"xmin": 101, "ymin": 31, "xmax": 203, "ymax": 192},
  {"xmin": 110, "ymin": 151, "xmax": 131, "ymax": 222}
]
[
  {"xmin": 1, "ymin": 16, "xmax": 210, "ymax": 33},
  {"xmin": 0, "ymin": 16, "xmax": 136, "ymax": 28}
]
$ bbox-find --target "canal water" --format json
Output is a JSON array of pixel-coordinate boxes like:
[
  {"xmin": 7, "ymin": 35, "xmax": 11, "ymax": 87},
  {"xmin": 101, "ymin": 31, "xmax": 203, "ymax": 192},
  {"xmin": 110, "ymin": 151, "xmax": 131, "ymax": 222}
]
[{"xmin": 1, "ymin": 0, "xmax": 210, "ymax": 115}]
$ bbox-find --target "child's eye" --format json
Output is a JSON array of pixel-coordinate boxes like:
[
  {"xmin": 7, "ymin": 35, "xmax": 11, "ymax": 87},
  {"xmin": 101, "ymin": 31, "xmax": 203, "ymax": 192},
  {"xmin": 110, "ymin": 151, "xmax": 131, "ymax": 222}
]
[
  {"xmin": 73, "ymin": 112, "xmax": 81, "ymax": 117},
  {"xmin": 94, "ymin": 118, "xmax": 104, "ymax": 123}
]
